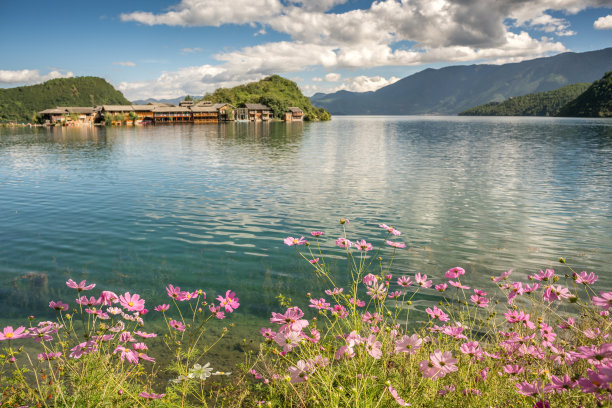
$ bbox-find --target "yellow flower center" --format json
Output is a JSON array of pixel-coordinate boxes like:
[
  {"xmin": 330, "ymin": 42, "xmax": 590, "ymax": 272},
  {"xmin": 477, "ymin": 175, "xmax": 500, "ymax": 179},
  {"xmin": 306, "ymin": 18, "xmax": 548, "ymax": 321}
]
[
  {"xmin": 128, "ymin": 302, "xmax": 134, "ymax": 307},
  {"xmin": 6, "ymin": 333, "xmax": 13, "ymax": 338}
]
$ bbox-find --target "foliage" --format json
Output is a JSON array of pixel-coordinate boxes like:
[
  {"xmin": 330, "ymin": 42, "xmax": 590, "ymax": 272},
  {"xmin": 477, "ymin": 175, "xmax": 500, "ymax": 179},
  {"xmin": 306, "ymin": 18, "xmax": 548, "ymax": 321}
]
[
  {"xmin": 557, "ymin": 71, "xmax": 612, "ymax": 117},
  {"xmin": 234, "ymin": 221, "xmax": 610, "ymax": 407},
  {"xmin": 201, "ymin": 75, "xmax": 331, "ymax": 121},
  {"xmin": 458, "ymin": 83, "xmax": 590, "ymax": 116},
  {"xmin": 0, "ymin": 77, "xmax": 130, "ymax": 123},
  {"xmin": 0, "ymin": 281, "xmax": 240, "ymax": 407}
]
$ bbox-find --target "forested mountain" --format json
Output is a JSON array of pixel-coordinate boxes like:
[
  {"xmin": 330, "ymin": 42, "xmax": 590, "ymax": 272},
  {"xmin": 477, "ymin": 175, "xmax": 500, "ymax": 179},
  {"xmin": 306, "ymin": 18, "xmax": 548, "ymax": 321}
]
[
  {"xmin": 557, "ymin": 72, "xmax": 612, "ymax": 117},
  {"xmin": 202, "ymin": 75, "xmax": 330, "ymax": 121},
  {"xmin": 458, "ymin": 83, "xmax": 590, "ymax": 116},
  {"xmin": 310, "ymin": 48, "xmax": 612, "ymax": 115},
  {"xmin": 0, "ymin": 77, "xmax": 130, "ymax": 123}
]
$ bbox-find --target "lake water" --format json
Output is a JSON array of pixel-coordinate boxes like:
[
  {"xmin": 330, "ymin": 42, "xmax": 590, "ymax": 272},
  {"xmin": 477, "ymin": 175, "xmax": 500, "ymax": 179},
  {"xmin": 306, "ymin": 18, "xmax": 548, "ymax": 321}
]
[{"xmin": 1, "ymin": 116, "xmax": 611, "ymax": 336}]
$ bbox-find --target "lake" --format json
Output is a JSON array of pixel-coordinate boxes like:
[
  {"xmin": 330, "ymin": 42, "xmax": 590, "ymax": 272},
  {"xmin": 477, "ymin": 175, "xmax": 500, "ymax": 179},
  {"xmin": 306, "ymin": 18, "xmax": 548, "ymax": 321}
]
[{"xmin": 1, "ymin": 116, "xmax": 611, "ymax": 336}]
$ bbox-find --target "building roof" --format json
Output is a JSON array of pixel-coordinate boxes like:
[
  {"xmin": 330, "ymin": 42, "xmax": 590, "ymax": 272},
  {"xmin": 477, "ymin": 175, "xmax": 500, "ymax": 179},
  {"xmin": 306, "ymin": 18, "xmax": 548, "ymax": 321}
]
[
  {"xmin": 195, "ymin": 100, "xmax": 213, "ymax": 107},
  {"xmin": 245, "ymin": 103, "xmax": 271, "ymax": 111},
  {"xmin": 131, "ymin": 105, "xmax": 154, "ymax": 112},
  {"xmin": 213, "ymin": 103, "xmax": 234, "ymax": 109},
  {"xmin": 146, "ymin": 102, "xmax": 175, "ymax": 107},
  {"xmin": 38, "ymin": 108, "xmax": 67, "ymax": 115},
  {"xmin": 58, "ymin": 107, "xmax": 95, "ymax": 114},
  {"xmin": 152, "ymin": 106, "xmax": 191, "ymax": 113},
  {"xmin": 288, "ymin": 107, "xmax": 303, "ymax": 113},
  {"xmin": 100, "ymin": 105, "xmax": 135, "ymax": 112}
]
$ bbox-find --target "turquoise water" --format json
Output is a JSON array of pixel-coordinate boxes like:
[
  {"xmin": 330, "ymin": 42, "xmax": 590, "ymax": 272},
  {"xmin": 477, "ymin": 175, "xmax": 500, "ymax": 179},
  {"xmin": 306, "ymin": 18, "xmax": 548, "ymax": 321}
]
[{"xmin": 1, "ymin": 117, "xmax": 611, "ymax": 332}]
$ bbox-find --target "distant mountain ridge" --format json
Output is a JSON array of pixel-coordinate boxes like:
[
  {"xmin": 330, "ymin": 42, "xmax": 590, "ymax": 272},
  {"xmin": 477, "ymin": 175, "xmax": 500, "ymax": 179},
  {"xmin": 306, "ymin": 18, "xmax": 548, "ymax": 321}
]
[
  {"xmin": 132, "ymin": 96, "xmax": 203, "ymax": 106},
  {"xmin": 0, "ymin": 77, "xmax": 130, "ymax": 123},
  {"xmin": 310, "ymin": 48, "xmax": 612, "ymax": 115},
  {"xmin": 458, "ymin": 83, "xmax": 591, "ymax": 116},
  {"xmin": 557, "ymin": 71, "xmax": 612, "ymax": 117}
]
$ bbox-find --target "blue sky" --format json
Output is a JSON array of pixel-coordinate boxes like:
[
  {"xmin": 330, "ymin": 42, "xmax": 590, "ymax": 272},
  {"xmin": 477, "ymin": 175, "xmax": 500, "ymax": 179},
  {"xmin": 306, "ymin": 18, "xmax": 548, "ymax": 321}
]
[{"xmin": 1, "ymin": 0, "xmax": 611, "ymax": 101}]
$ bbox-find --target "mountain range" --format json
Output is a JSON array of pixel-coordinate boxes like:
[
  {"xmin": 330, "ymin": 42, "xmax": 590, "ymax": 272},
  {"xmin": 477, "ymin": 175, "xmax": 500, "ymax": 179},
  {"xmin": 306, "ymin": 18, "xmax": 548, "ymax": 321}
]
[{"xmin": 310, "ymin": 47, "xmax": 612, "ymax": 115}]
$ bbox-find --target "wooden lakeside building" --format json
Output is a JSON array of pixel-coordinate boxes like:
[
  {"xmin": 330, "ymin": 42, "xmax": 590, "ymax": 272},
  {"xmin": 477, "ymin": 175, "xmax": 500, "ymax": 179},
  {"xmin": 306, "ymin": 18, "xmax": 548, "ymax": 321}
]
[{"xmin": 39, "ymin": 100, "xmax": 307, "ymax": 125}]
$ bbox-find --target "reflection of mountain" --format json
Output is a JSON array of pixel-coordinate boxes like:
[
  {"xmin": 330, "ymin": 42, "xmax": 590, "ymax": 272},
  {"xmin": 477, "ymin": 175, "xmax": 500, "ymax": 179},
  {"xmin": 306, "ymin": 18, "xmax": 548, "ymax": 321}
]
[{"xmin": 310, "ymin": 48, "xmax": 612, "ymax": 115}]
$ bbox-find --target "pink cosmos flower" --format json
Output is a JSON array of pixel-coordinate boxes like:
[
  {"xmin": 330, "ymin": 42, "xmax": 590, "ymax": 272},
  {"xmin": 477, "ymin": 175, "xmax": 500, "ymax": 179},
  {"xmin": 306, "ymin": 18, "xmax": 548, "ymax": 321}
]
[
  {"xmin": 388, "ymin": 385, "xmax": 410, "ymax": 406},
  {"xmin": 470, "ymin": 295, "xmax": 489, "ymax": 308},
  {"xmin": 288, "ymin": 360, "xmax": 313, "ymax": 383},
  {"xmin": 366, "ymin": 282, "xmax": 388, "ymax": 300},
  {"xmin": 386, "ymin": 240, "xmax": 406, "ymax": 248},
  {"xmin": 98, "ymin": 291, "xmax": 119, "ymax": 305},
  {"xmin": 379, "ymin": 224, "xmax": 401, "ymax": 236},
  {"xmin": 574, "ymin": 271, "xmax": 598, "ymax": 285},
  {"xmin": 349, "ymin": 297, "xmax": 366, "ymax": 307},
  {"xmin": 397, "ymin": 276, "xmax": 412, "ymax": 287},
  {"xmin": 529, "ymin": 269, "xmax": 555, "ymax": 281},
  {"xmin": 38, "ymin": 352, "xmax": 61, "ymax": 360},
  {"xmin": 506, "ymin": 282, "xmax": 524, "ymax": 304},
  {"xmin": 76, "ymin": 296, "xmax": 101, "ymax": 306},
  {"xmin": 336, "ymin": 237, "xmax": 352, "ymax": 248},
  {"xmin": 49, "ymin": 300, "xmax": 69, "ymax": 311},
  {"xmin": 331, "ymin": 304, "xmax": 348, "ymax": 319},
  {"xmin": 309, "ymin": 258, "xmax": 319, "ymax": 264},
  {"xmin": 166, "ymin": 284, "xmax": 182, "ymax": 299},
  {"xmin": 459, "ymin": 341, "xmax": 483, "ymax": 360},
  {"xmin": 69, "ymin": 341, "xmax": 97, "ymax": 359},
  {"xmin": 309, "ymin": 298, "xmax": 330, "ymax": 310},
  {"xmin": 310, "ymin": 231, "xmax": 324, "ymax": 237},
  {"xmin": 354, "ymin": 239, "xmax": 373, "ymax": 251},
  {"xmin": 503, "ymin": 365, "xmax": 524, "ymax": 375},
  {"xmin": 178, "ymin": 290, "xmax": 198, "ymax": 301},
  {"xmin": 549, "ymin": 374, "xmax": 576, "ymax": 393},
  {"xmin": 492, "ymin": 269, "xmax": 513, "ymax": 282},
  {"xmin": 439, "ymin": 385, "xmax": 455, "ymax": 396},
  {"xmin": 66, "ymin": 279, "xmax": 95, "ymax": 291},
  {"xmin": 426, "ymin": 306, "xmax": 450, "ymax": 322},
  {"xmin": 284, "ymin": 236, "xmax": 307, "ymax": 246},
  {"xmin": 542, "ymin": 285, "xmax": 571, "ymax": 302},
  {"xmin": 217, "ymin": 290, "xmax": 240, "ymax": 313},
  {"xmin": 449, "ymin": 280, "xmax": 470, "ymax": 290},
  {"xmin": 421, "ymin": 350, "xmax": 458, "ymax": 380},
  {"xmin": 270, "ymin": 307, "xmax": 308, "ymax": 332},
  {"xmin": 169, "ymin": 319, "xmax": 186, "ymax": 332},
  {"xmin": 395, "ymin": 334, "xmax": 422, "ymax": 354},
  {"xmin": 516, "ymin": 380, "xmax": 543, "ymax": 396},
  {"xmin": 523, "ymin": 283, "xmax": 540, "ymax": 293},
  {"xmin": 363, "ymin": 273, "xmax": 378, "ymax": 285},
  {"xmin": 325, "ymin": 287, "xmax": 344, "ymax": 296},
  {"xmin": 388, "ymin": 290, "xmax": 402, "ymax": 299},
  {"xmin": 362, "ymin": 311, "xmax": 382, "ymax": 325},
  {"xmin": 209, "ymin": 304, "xmax": 225, "ymax": 319},
  {"xmin": 474, "ymin": 289, "xmax": 487, "ymax": 296},
  {"xmin": 154, "ymin": 304, "xmax": 170, "ymax": 312},
  {"xmin": 365, "ymin": 335, "xmax": 383, "ymax": 359},
  {"xmin": 435, "ymin": 283, "xmax": 448, "ymax": 292},
  {"xmin": 119, "ymin": 292, "xmax": 145, "ymax": 312},
  {"xmin": 445, "ymin": 267, "xmax": 465, "ymax": 279},
  {"xmin": 0, "ymin": 326, "xmax": 27, "ymax": 341},
  {"xmin": 114, "ymin": 346, "xmax": 139, "ymax": 364},
  {"xmin": 139, "ymin": 392, "xmax": 165, "ymax": 399},
  {"xmin": 335, "ymin": 345, "xmax": 355, "ymax": 360},
  {"xmin": 414, "ymin": 273, "xmax": 432, "ymax": 288},
  {"xmin": 592, "ymin": 292, "xmax": 612, "ymax": 310},
  {"xmin": 260, "ymin": 327, "xmax": 276, "ymax": 339},
  {"xmin": 274, "ymin": 330, "xmax": 301, "ymax": 353}
]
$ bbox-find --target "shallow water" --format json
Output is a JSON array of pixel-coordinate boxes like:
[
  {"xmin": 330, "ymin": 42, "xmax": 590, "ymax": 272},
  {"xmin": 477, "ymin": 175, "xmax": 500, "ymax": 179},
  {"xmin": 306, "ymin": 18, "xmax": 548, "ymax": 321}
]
[{"xmin": 1, "ymin": 117, "xmax": 611, "ymax": 333}]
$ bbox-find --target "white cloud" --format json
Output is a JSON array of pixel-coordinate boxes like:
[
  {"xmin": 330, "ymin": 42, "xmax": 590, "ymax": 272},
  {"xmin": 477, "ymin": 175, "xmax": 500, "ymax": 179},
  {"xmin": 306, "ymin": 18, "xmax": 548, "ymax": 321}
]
[
  {"xmin": 121, "ymin": 0, "xmax": 283, "ymax": 26},
  {"xmin": 181, "ymin": 47, "xmax": 203, "ymax": 53},
  {"xmin": 113, "ymin": 61, "xmax": 136, "ymax": 67},
  {"xmin": 0, "ymin": 69, "xmax": 74, "ymax": 84},
  {"xmin": 116, "ymin": 0, "xmax": 609, "ymax": 99},
  {"xmin": 324, "ymin": 73, "xmax": 341, "ymax": 82},
  {"xmin": 594, "ymin": 15, "xmax": 612, "ymax": 29},
  {"xmin": 327, "ymin": 75, "xmax": 401, "ymax": 93}
]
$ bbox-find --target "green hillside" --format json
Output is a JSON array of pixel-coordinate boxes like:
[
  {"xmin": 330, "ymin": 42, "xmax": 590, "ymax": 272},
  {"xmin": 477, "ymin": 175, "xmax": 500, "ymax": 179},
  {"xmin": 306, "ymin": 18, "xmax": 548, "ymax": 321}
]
[
  {"xmin": 202, "ymin": 75, "xmax": 331, "ymax": 121},
  {"xmin": 458, "ymin": 83, "xmax": 590, "ymax": 116},
  {"xmin": 0, "ymin": 77, "xmax": 130, "ymax": 123},
  {"xmin": 557, "ymin": 71, "xmax": 612, "ymax": 117}
]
